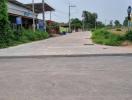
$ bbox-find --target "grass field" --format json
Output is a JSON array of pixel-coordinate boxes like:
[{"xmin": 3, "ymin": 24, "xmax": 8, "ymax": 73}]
[
  {"xmin": 91, "ymin": 28, "xmax": 132, "ymax": 46},
  {"xmin": 108, "ymin": 27, "xmax": 128, "ymax": 35}
]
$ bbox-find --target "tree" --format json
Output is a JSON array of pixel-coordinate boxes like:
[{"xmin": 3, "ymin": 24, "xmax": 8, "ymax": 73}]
[
  {"xmin": 71, "ymin": 18, "xmax": 82, "ymax": 32},
  {"xmin": 109, "ymin": 20, "xmax": 113, "ymax": 27},
  {"xmin": 123, "ymin": 17, "xmax": 128, "ymax": 27},
  {"xmin": 106, "ymin": 20, "xmax": 113, "ymax": 28},
  {"xmin": 114, "ymin": 20, "xmax": 121, "ymax": 27},
  {"xmin": 96, "ymin": 21, "xmax": 105, "ymax": 28},
  {"xmin": 0, "ymin": 0, "xmax": 12, "ymax": 47},
  {"xmin": 82, "ymin": 11, "xmax": 98, "ymax": 30}
]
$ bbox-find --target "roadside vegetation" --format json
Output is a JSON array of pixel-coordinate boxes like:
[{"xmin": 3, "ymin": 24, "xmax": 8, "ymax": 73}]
[
  {"xmin": 82, "ymin": 10, "xmax": 132, "ymax": 46},
  {"xmin": 92, "ymin": 28, "xmax": 132, "ymax": 46},
  {"xmin": 92, "ymin": 29, "xmax": 124, "ymax": 46},
  {"xmin": 0, "ymin": 0, "xmax": 49, "ymax": 48},
  {"xmin": 0, "ymin": 29, "xmax": 49, "ymax": 48},
  {"xmin": 0, "ymin": 0, "xmax": 12, "ymax": 48}
]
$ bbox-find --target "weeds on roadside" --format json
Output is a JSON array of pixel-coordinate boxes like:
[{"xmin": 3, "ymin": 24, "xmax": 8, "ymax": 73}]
[
  {"xmin": 92, "ymin": 29, "xmax": 124, "ymax": 46},
  {"xmin": 0, "ymin": 29, "xmax": 49, "ymax": 48}
]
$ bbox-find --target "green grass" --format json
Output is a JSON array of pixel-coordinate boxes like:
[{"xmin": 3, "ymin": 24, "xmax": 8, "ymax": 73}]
[
  {"xmin": 92, "ymin": 29, "xmax": 124, "ymax": 46},
  {"xmin": 124, "ymin": 30, "xmax": 132, "ymax": 41},
  {"xmin": 0, "ymin": 29, "xmax": 49, "ymax": 48}
]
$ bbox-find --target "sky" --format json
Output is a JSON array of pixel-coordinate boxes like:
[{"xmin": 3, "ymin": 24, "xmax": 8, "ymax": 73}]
[{"xmin": 18, "ymin": 0, "xmax": 131, "ymax": 24}]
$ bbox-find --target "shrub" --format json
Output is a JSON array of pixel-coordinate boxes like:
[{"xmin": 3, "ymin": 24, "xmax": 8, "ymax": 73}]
[
  {"xmin": 116, "ymin": 28, "xmax": 122, "ymax": 31},
  {"xmin": 124, "ymin": 31, "xmax": 132, "ymax": 41},
  {"xmin": 92, "ymin": 29, "xmax": 123, "ymax": 46},
  {"xmin": 0, "ymin": 28, "xmax": 49, "ymax": 48},
  {"xmin": 91, "ymin": 29, "xmax": 95, "ymax": 32},
  {"xmin": 0, "ymin": 0, "xmax": 10, "ymax": 35},
  {"xmin": 0, "ymin": 0, "xmax": 15, "ymax": 48},
  {"xmin": 20, "ymin": 29, "xmax": 49, "ymax": 42}
]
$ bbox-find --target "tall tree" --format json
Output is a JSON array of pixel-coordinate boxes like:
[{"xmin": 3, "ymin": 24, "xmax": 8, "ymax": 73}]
[
  {"xmin": 123, "ymin": 17, "xmax": 128, "ymax": 27},
  {"xmin": 0, "ymin": 0, "xmax": 12, "ymax": 47},
  {"xmin": 114, "ymin": 20, "xmax": 121, "ymax": 27},
  {"xmin": 82, "ymin": 11, "xmax": 98, "ymax": 30},
  {"xmin": 96, "ymin": 21, "xmax": 105, "ymax": 28},
  {"xmin": 109, "ymin": 20, "xmax": 113, "ymax": 27},
  {"xmin": 71, "ymin": 18, "xmax": 82, "ymax": 32}
]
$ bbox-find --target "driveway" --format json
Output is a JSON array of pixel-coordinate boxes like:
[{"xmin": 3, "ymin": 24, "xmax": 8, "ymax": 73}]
[{"xmin": 0, "ymin": 31, "xmax": 132, "ymax": 57}]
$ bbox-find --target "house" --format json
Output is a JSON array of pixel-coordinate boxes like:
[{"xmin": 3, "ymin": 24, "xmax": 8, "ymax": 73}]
[{"xmin": 8, "ymin": 0, "xmax": 54, "ymax": 29}]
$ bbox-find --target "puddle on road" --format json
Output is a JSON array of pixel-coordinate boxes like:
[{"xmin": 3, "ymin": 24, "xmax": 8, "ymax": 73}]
[{"xmin": 102, "ymin": 48, "xmax": 108, "ymax": 49}]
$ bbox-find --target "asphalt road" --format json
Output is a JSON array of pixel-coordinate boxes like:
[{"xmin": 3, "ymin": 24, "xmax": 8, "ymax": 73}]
[{"xmin": 0, "ymin": 56, "xmax": 132, "ymax": 100}]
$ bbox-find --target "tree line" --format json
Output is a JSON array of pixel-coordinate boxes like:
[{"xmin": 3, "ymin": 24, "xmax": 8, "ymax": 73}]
[{"xmin": 71, "ymin": 11, "xmax": 129, "ymax": 31}]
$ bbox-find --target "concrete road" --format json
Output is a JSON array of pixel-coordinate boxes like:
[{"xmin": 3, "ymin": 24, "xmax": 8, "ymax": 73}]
[
  {"xmin": 0, "ymin": 32, "xmax": 132, "ymax": 57},
  {"xmin": 0, "ymin": 56, "xmax": 132, "ymax": 100}
]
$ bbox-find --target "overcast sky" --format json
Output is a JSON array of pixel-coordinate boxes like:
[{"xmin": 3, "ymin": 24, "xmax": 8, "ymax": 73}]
[{"xmin": 18, "ymin": 0, "xmax": 130, "ymax": 24}]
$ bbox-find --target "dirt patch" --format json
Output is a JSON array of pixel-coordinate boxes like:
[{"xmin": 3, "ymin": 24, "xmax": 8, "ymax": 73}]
[
  {"xmin": 108, "ymin": 28, "xmax": 127, "ymax": 35},
  {"xmin": 50, "ymin": 34, "xmax": 61, "ymax": 37},
  {"xmin": 122, "ymin": 41, "xmax": 132, "ymax": 46}
]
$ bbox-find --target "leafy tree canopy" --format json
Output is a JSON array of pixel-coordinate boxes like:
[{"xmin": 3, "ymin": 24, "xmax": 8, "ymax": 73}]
[
  {"xmin": 114, "ymin": 20, "xmax": 122, "ymax": 27},
  {"xmin": 82, "ymin": 11, "xmax": 98, "ymax": 29},
  {"xmin": 71, "ymin": 18, "xmax": 82, "ymax": 29},
  {"xmin": 123, "ymin": 17, "xmax": 128, "ymax": 27}
]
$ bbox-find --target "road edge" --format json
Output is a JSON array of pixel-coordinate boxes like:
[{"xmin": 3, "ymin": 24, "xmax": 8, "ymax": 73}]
[{"xmin": 0, "ymin": 53, "xmax": 132, "ymax": 59}]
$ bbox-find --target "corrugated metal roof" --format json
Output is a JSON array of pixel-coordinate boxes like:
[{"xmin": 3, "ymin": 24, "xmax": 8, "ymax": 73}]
[
  {"xmin": 26, "ymin": 3, "xmax": 55, "ymax": 13},
  {"xmin": 8, "ymin": 0, "xmax": 55, "ymax": 13},
  {"xmin": 8, "ymin": 0, "xmax": 31, "ymax": 10}
]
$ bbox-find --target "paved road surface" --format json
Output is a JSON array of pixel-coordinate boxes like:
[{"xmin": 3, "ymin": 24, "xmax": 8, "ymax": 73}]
[
  {"xmin": 0, "ymin": 56, "xmax": 132, "ymax": 100},
  {"xmin": 0, "ymin": 32, "xmax": 132, "ymax": 57}
]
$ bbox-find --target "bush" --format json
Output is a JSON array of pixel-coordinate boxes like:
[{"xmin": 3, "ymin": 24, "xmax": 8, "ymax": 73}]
[
  {"xmin": 91, "ymin": 29, "xmax": 95, "ymax": 32},
  {"xmin": 20, "ymin": 29, "xmax": 49, "ymax": 42},
  {"xmin": 0, "ymin": 28, "xmax": 49, "ymax": 48},
  {"xmin": 124, "ymin": 31, "xmax": 132, "ymax": 41},
  {"xmin": 116, "ymin": 28, "xmax": 122, "ymax": 31},
  {"xmin": 0, "ymin": 0, "xmax": 15, "ymax": 48},
  {"xmin": 92, "ymin": 29, "xmax": 123, "ymax": 46}
]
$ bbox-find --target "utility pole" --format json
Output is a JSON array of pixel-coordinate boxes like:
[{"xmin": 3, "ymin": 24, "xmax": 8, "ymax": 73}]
[
  {"xmin": 82, "ymin": 11, "xmax": 85, "ymax": 31},
  {"xmin": 69, "ymin": 5, "xmax": 71, "ymax": 33},
  {"xmin": 32, "ymin": 0, "xmax": 35, "ymax": 32},
  {"xmin": 68, "ymin": 3, "xmax": 76, "ymax": 33},
  {"xmin": 42, "ymin": 0, "xmax": 46, "ymax": 32}
]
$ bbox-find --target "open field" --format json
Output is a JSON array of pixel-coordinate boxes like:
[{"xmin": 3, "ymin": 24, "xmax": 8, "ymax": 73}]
[
  {"xmin": 108, "ymin": 27, "xmax": 128, "ymax": 35},
  {"xmin": 92, "ymin": 27, "xmax": 132, "ymax": 46}
]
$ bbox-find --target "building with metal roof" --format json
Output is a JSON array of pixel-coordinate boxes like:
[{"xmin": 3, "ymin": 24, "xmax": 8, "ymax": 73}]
[{"xmin": 8, "ymin": 0, "xmax": 54, "ymax": 29}]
